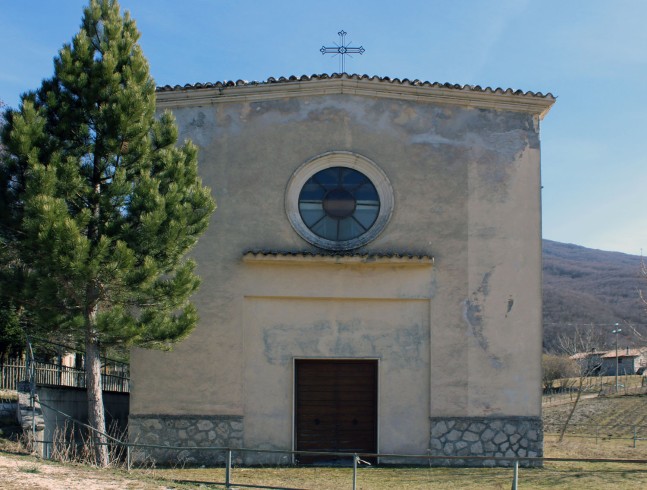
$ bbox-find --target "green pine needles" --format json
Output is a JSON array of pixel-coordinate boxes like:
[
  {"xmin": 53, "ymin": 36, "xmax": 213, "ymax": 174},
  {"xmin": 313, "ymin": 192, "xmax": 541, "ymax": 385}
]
[{"xmin": 0, "ymin": 0, "xmax": 215, "ymax": 465}]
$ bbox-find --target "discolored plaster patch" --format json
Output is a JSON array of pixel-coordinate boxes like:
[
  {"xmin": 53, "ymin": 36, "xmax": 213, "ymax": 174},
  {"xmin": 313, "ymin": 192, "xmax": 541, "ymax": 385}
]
[
  {"xmin": 263, "ymin": 321, "xmax": 332, "ymax": 364},
  {"xmin": 464, "ymin": 270, "xmax": 504, "ymax": 369},
  {"xmin": 262, "ymin": 319, "xmax": 427, "ymax": 368},
  {"xmin": 190, "ymin": 111, "xmax": 206, "ymax": 128},
  {"xmin": 175, "ymin": 108, "xmax": 217, "ymax": 147},
  {"xmin": 506, "ymin": 296, "xmax": 514, "ymax": 316},
  {"xmin": 250, "ymin": 98, "xmax": 302, "ymax": 116},
  {"xmin": 306, "ymin": 106, "xmax": 351, "ymax": 125}
]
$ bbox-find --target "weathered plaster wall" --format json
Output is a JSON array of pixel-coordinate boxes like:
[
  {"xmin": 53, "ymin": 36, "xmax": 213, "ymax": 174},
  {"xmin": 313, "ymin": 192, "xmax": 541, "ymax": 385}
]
[
  {"xmin": 130, "ymin": 84, "xmax": 545, "ymax": 458},
  {"xmin": 241, "ymin": 293, "xmax": 430, "ymax": 455}
]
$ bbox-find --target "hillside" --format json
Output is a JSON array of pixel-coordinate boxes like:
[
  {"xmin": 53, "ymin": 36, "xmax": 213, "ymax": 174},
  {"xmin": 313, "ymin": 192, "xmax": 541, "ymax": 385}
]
[{"xmin": 542, "ymin": 239, "xmax": 647, "ymax": 352}]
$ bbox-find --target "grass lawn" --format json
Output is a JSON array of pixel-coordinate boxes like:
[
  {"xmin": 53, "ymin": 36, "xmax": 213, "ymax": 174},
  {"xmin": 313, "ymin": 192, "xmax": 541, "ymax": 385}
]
[
  {"xmin": 136, "ymin": 453, "xmax": 647, "ymax": 489},
  {"xmin": 132, "ymin": 432, "xmax": 647, "ymax": 489},
  {"xmin": 0, "ymin": 393, "xmax": 646, "ymax": 489},
  {"xmin": 135, "ymin": 395, "xmax": 647, "ymax": 489}
]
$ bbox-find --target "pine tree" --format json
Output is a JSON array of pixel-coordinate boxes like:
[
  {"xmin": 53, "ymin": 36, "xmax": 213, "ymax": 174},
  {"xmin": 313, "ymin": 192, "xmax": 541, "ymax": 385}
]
[{"xmin": 0, "ymin": 1, "xmax": 215, "ymax": 465}]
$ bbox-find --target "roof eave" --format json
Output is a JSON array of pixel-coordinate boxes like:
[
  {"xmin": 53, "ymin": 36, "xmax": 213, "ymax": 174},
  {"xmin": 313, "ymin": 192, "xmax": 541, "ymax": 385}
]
[{"xmin": 156, "ymin": 77, "xmax": 555, "ymax": 117}]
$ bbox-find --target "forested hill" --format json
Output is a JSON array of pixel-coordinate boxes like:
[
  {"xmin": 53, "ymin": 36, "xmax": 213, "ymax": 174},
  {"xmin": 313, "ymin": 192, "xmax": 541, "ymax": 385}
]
[{"xmin": 542, "ymin": 239, "xmax": 646, "ymax": 351}]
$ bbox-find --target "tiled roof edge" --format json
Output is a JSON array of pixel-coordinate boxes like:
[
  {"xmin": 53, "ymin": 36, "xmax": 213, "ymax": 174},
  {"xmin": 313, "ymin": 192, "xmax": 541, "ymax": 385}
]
[
  {"xmin": 244, "ymin": 249, "xmax": 430, "ymax": 258},
  {"xmin": 156, "ymin": 73, "xmax": 555, "ymax": 99}
]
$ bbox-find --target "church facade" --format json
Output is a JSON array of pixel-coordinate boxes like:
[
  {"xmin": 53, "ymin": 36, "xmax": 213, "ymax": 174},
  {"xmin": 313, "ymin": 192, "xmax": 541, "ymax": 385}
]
[{"xmin": 129, "ymin": 74, "xmax": 554, "ymax": 465}]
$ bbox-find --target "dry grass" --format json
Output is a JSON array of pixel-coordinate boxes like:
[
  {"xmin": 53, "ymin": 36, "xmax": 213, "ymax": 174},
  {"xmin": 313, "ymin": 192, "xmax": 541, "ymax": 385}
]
[
  {"xmin": 1, "ymin": 394, "xmax": 646, "ymax": 489},
  {"xmin": 542, "ymin": 377, "xmax": 646, "ymax": 410},
  {"xmin": 0, "ymin": 389, "xmax": 18, "ymax": 402},
  {"xmin": 137, "ymin": 456, "xmax": 647, "ymax": 490},
  {"xmin": 547, "ymin": 375, "xmax": 645, "ymax": 392},
  {"xmin": 0, "ymin": 436, "xmax": 645, "ymax": 489},
  {"xmin": 543, "ymin": 393, "xmax": 647, "ymax": 440},
  {"xmin": 136, "ymin": 395, "xmax": 647, "ymax": 489}
]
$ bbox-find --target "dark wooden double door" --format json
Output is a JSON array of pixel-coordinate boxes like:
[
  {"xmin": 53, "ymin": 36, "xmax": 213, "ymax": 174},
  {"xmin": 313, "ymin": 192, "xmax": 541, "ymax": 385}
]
[{"xmin": 295, "ymin": 359, "xmax": 377, "ymax": 464}]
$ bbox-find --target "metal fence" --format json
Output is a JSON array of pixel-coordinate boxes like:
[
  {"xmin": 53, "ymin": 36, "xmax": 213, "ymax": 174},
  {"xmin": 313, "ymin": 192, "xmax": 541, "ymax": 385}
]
[
  {"xmin": 0, "ymin": 361, "xmax": 129, "ymax": 392},
  {"xmin": 545, "ymin": 423, "xmax": 647, "ymax": 447},
  {"xmin": 20, "ymin": 397, "xmax": 647, "ymax": 490},
  {"xmin": 30, "ymin": 438, "xmax": 647, "ymax": 490}
]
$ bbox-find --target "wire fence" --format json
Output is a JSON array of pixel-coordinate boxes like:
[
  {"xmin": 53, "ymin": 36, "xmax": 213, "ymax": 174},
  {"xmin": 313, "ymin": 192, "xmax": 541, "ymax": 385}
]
[
  {"xmin": 544, "ymin": 423, "xmax": 647, "ymax": 447},
  {"xmin": 27, "ymin": 434, "xmax": 647, "ymax": 490},
  {"xmin": 11, "ymin": 339, "xmax": 644, "ymax": 489},
  {"xmin": 542, "ymin": 376, "xmax": 647, "ymax": 405},
  {"xmin": 20, "ymin": 398, "xmax": 646, "ymax": 490}
]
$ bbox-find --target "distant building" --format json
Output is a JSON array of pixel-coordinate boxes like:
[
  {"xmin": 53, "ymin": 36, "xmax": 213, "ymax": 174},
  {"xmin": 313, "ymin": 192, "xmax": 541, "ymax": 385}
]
[
  {"xmin": 569, "ymin": 350, "xmax": 604, "ymax": 375},
  {"xmin": 601, "ymin": 347, "xmax": 647, "ymax": 375}
]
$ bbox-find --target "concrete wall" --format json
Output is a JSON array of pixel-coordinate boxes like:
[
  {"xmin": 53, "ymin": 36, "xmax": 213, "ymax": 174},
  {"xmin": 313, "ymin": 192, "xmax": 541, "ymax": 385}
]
[
  {"xmin": 130, "ymin": 77, "xmax": 553, "ymax": 463},
  {"xmin": 39, "ymin": 387, "xmax": 129, "ymax": 443}
]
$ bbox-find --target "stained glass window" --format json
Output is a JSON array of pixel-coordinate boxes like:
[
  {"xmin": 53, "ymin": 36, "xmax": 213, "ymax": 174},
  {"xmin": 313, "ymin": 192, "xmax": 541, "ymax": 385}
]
[{"xmin": 298, "ymin": 167, "xmax": 380, "ymax": 242}]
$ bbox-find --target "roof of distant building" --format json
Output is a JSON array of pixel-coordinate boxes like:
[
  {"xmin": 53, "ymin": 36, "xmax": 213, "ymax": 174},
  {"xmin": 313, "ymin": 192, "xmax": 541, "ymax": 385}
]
[
  {"xmin": 601, "ymin": 347, "xmax": 647, "ymax": 359},
  {"xmin": 570, "ymin": 351, "xmax": 607, "ymax": 360}
]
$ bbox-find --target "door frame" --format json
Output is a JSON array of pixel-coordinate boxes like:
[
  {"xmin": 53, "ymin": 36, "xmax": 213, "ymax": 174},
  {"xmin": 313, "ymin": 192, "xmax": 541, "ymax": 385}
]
[{"xmin": 292, "ymin": 357, "xmax": 380, "ymax": 463}]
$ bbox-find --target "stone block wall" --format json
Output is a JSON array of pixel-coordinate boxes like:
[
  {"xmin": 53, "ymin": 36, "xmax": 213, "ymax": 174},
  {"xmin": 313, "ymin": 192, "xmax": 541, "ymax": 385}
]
[
  {"xmin": 429, "ymin": 416, "xmax": 542, "ymax": 467},
  {"xmin": 129, "ymin": 414, "xmax": 542, "ymax": 466},
  {"xmin": 129, "ymin": 414, "xmax": 243, "ymax": 465}
]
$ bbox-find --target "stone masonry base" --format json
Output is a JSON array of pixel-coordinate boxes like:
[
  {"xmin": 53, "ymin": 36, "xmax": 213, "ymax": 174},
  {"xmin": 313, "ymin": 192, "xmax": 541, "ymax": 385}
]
[
  {"xmin": 429, "ymin": 416, "xmax": 543, "ymax": 467},
  {"xmin": 129, "ymin": 414, "xmax": 542, "ymax": 466},
  {"xmin": 129, "ymin": 414, "xmax": 243, "ymax": 465}
]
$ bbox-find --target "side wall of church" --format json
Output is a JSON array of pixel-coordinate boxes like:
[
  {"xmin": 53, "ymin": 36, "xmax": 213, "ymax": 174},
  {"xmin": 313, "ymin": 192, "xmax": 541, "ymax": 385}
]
[{"xmin": 130, "ymin": 84, "xmax": 545, "ymax": 465}]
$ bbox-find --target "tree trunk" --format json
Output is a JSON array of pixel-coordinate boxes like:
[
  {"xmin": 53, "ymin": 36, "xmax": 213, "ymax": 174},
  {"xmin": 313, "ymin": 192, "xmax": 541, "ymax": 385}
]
[
  {"xmin": 558, "ymin": 376, "xmax": 584, "ymax": 443},
  {"xmin": 85, "ymin": 326, "xmax": 109, "ymax": 466}
]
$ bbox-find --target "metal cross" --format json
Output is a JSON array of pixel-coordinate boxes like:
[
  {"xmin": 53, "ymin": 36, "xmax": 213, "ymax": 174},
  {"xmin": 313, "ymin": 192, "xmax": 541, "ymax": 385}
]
[{"xmin": 320, "ymin": 30, "xmax": 365, "ymax": 73}]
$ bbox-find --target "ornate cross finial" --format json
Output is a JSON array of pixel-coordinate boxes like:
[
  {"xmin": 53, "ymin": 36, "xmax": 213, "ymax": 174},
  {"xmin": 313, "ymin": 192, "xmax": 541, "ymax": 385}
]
[{"xmin": 320, "ymin": 30, "xmax": 365, "ymax": 73}]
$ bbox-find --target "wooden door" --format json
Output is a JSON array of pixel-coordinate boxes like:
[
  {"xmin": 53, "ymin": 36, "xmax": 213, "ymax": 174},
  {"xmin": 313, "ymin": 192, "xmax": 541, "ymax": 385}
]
[{"xmin": 295, "ymin": 359, "xmax": 377, "ymax": 464}]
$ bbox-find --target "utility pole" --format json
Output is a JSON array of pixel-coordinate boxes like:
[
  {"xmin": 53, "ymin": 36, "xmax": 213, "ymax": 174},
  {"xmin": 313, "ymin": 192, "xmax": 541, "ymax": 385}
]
[{"xmin": 612, "ymin": 324, "xmax": 621, "ymax": 393}]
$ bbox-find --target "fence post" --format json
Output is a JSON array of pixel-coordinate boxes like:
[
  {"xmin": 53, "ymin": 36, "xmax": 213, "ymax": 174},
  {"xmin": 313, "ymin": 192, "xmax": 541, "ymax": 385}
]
[
  {"xmin": 126, "ymin": 444, "xmax": 131, "ymax": 472},
  {"xmin": 633, "ymin": 426, "xmax": 637, "ymax": 448},
  {"xmin": 352, "ymin": 453, "xmax": 358, "ymax": 490},
  {"xmin": 595, "ymin": 425, "xmax": 599, "ymax": 444},
  {"xmin": 225, "ymin": 448, "xmax": 232, "ymax": 489},
  {"xmin": 511, "ymin": 459, "xmax": 518, "ymax": 490}
]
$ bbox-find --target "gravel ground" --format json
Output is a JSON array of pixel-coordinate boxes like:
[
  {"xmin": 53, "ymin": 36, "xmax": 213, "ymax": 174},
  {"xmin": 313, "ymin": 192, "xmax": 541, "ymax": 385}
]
[{"xmin": 0, "ymin": 450, "xmax": 175, "ymax": 490}]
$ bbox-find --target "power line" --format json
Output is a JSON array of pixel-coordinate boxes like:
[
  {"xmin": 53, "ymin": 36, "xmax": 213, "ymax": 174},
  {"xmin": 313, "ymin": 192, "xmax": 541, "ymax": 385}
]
[{"xmin": 543, "ymin": 323, "xmax": 647, "ymax": 327}]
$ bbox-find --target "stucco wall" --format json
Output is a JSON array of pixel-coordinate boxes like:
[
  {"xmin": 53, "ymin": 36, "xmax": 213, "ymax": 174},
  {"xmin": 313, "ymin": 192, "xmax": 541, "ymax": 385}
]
[{"xmin": 130, "ymin": 80, "xmax": 548, "ymax": 458}]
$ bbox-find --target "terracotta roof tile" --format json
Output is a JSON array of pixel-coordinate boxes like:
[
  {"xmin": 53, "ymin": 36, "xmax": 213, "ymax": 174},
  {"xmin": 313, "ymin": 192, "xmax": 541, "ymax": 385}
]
[
  {"xmin": 601, "ymin": 348, "xmax": 647, "ymax": 359},
  {"xmin": 243, "ymin": 249, "xmax": 432, "ymax": 261},
  {"xmin": 570, "ymin": 351, "xmax": 607, "ymax": 360},
  {"xmin": 156, "ymin": 72, "xmax": 555, "ymax": 99}
]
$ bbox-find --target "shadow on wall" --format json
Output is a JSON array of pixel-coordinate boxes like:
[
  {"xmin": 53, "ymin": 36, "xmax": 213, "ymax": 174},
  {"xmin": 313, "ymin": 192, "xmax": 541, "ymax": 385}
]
[{"xmin": 37, "ymin": 386, "xmax": 129, "ymax": 447}]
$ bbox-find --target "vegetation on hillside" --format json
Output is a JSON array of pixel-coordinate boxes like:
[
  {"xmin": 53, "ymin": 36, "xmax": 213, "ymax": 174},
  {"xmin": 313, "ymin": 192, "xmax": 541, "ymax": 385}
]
[{"xmin": 542, "ymin": 240, "xmax": 647, "ymax": 352}]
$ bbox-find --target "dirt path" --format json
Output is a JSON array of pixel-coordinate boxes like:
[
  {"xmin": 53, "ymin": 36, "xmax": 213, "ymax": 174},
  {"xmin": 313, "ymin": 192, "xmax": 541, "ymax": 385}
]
[{"xmin": 0, "ymin": 451, "xmax": 173, "ymax": 490}]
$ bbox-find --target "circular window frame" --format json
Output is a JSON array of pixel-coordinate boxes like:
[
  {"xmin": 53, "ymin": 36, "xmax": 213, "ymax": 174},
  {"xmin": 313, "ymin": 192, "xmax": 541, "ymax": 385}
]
[{"xmin": 285, "ymin": 151, "xmax": 394, "ymax": 251}]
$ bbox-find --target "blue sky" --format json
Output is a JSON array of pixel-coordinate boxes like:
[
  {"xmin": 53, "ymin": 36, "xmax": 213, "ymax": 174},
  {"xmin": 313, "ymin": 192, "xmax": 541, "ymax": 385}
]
[{"xmin": 1, "ymin": 0, "xmax": 646, "ymax": 254}]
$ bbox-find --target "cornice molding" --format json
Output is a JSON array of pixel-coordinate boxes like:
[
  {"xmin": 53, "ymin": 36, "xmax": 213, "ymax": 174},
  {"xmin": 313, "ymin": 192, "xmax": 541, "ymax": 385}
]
[
  {"xmin": 242, "ymin": 250, "xmax": 434, "ymax": 266},
  {"xmin": 156, "ymin": 77, "xmax": 555, "ymax": 118}
]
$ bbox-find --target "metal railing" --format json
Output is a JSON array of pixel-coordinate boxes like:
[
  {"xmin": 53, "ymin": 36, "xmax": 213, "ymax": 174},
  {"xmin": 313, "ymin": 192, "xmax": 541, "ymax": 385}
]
[
  {"xmin": 545, "ymin": 422, "xmax": 647, "ymax": 447},
  {"xmin": 24, "ymin": 398, "xmax": 647, "ymax": 490},
  {"xmin": 24, "ymin": 403, "xmax": 647, "ymax": 490},
  {"xmin": 0, "ymin": 360, "xmax": 129, "ymax": 392},
  {"xmin": 31, "ymin": 438, "xmax": 647, "ymax": 490}
]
